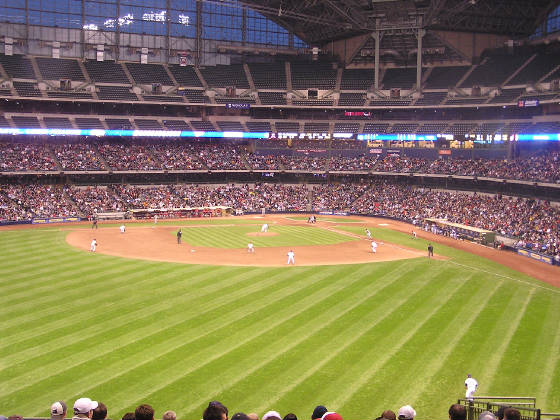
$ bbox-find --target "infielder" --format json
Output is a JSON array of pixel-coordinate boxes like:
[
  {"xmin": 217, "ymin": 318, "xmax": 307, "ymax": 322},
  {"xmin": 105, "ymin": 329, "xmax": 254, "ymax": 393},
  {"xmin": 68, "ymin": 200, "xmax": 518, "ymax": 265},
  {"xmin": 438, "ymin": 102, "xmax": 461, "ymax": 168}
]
[
  {"xmin": 465, "ymin": 374, "xmax": 478, "ymax": 401},
  {"xmin": 366, "ymin": 228, "xmax": 372, "ymax": 239},
  {"xmin": 412, "ymin": 230, "xmax": 417, "ymax": 239},
  {"xmin": 90, "ymin": 239, "xmax": 97, "ymax": 252},
  {"xmin": 120, "ymin": 224, "xmax": 125, "ymax": 234},
  {"xmin": 287, "ymin": 250, "xmax": 295, "ymax": 265},
  {"xmin": 371, "ymin": 240, "xmax": 378, "ymax": 253},
  {"xmin": 261, "ymin": 223, "xmax": 269, "ymax": 233},
  {"xmin": 248, "ymin": 242, "xmax": 255, "ymax": 253}
]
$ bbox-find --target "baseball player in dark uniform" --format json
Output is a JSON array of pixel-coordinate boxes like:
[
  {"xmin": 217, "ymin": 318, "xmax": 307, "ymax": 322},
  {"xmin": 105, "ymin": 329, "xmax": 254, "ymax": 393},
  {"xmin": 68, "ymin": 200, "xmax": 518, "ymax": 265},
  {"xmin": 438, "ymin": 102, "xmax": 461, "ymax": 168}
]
[
  {"xmin": 177, "ymin": 229, "xmax": 182, "ymax": 244},
  {"xmin": 427, "ymin": 243, "xmax": 434, "ymax": 257}
]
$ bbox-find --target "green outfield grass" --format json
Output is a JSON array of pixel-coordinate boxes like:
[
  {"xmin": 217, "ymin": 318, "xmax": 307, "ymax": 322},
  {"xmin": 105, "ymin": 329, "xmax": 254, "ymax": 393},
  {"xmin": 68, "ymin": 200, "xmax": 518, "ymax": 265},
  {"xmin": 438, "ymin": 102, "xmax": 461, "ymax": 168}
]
[
  {"xmin": 1, "ymin": 221, "xmax": 559, "ymax": 420},
  {"xmin": 178, "ymin": 225, "xmax": 358, "ymax": 248}
]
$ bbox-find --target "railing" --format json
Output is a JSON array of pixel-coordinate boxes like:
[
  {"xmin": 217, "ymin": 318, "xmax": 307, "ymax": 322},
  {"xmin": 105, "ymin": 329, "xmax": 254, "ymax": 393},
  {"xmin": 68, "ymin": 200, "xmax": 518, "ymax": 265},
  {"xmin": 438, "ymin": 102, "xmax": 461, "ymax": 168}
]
[{"xmin": 458, "ymin": 397, "xmax": 539, "ymax": 420}]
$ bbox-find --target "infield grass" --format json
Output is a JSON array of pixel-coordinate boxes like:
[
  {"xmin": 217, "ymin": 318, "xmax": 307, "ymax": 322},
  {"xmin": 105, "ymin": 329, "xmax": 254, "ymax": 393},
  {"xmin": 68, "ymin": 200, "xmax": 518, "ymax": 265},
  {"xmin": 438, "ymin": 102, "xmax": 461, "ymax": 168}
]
[{"xmin": 1, "ymin": 221, "xmax": 559, "ymax": 420}]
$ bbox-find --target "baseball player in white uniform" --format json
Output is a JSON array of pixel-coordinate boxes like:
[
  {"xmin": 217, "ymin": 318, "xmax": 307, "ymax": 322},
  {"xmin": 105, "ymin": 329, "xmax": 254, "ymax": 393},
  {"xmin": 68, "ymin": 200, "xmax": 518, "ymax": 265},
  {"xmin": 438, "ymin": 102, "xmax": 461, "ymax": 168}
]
[
  {"xmin": 120, "ymin": 224, "xmax": 125, "ymax": 233},
  {"xmin": 248, "ymin": 242, "xmax": 255, "ymax": 253},
  {"xmin": 366, "ymin": 228, "xmax": 372, "ymax": 239},
  {"xmin": 261, "ymin": 223, "xmax": 269, "ymax": 233},
  {"xmin": 371, "ymin": 240, "xmax": 378, "ymax": 253},
  {"xmin": 465, "ymin": 374, "xmax": 478, "ymax": 401},
  {"xmin": 287, "ymin": 250, "xmax": 295, "ymax": 265},
  {"xmin": 90, "ymin": 239, "xmax": 97, "ymax": 252}
]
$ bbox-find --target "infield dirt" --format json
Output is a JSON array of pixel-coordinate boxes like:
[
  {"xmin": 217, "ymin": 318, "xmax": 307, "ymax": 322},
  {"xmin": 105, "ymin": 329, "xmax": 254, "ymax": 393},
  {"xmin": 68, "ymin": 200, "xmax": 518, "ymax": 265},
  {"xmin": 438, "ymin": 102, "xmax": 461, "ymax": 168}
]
[{"xmin": 63, "ymin": 214, "xmax": 560, "ymax": 286}]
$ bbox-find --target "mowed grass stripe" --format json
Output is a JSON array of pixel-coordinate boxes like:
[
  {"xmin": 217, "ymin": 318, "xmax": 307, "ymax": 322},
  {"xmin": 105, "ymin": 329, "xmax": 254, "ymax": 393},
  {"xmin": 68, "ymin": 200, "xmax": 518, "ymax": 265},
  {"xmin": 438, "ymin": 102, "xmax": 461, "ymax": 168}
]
[
  {"xmin": 414, "ymin": 280, "xmax": 534, "ymax": 415},
  {"xmin": 304, "ymin": 267, "xmax": 472, "ymax": 412},
  {"xmin": 224, "ymin": 262, "xmax": 448, "ymax": 415},
  {"xmin": 172, "ymin": 263, "xmax": 456, "ymax": 418},
  {"xmin": 488, "ymin": 290, "xmax": 558, "ymax": 395},
  {"xmin": 0, "ymin": 265, "xmax": 302, "ymax": 385},
  {"xmin": 476, "ymin": 288, "xmax": 536, "ymax": 395},
  {"xmin": 0, "ymin": 259, "xmax": 208, "ymax": 330},
  {"xmin": 533, "ymin": 293, "xmax": 560, "ymax": 408},
  {"xmin": 138, "ymin": 261, "xmax": 436, "ymax": 417},
  {"xmin": 0, "ymin": 255, "xmax": 137, "ymax": 305},
  {"xmin": 4, "ymin": 264, "xmax": 358, "ymax": 412},
  {"xmin": 0, "ymin": 261, "xmax": 225, "ymax": 330},
  {"xmin": 88, "ymin": 262, "xmax": 410, "ymax": 413},
  {"xmin": 341, "ymin": 272, "xmax": 504, "ymax": 415},
  {"xmin": 0, "ymin": 264, "xmax": 244, "ymax": 354}
]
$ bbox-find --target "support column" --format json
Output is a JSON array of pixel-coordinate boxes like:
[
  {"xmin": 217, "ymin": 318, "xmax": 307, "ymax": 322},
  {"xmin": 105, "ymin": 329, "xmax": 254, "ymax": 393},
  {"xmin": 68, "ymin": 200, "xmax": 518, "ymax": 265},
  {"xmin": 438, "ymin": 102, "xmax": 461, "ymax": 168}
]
[
  {"xmin": 416, "ymin": 28, "xmax": 425, "ymax": 90},
  {"xmin": 372, "ymin": 30, "xmax": 381, "ymax": 90},
  {"xmin": 116, "ymin": 0, "xmax": 121, "ymax": 61},
  {"xmin": 81, "ymin": 0, "xmax": 85, "ymax": 58},
  {"xmin": 195, "ymin": 0, "xmax": 202, "ymax": 67},
  {"xmin": 165, "ymin": 0, "xmax": 170, "ymax": 63}
]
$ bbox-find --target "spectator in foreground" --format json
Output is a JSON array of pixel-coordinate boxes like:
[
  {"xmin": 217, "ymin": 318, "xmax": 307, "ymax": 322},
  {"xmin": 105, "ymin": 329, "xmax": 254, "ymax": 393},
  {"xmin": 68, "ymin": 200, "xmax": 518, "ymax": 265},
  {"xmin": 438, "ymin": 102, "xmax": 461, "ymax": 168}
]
[
  {"xmin": 398, "ymin": 406, "xmax": 416, "ymax": 420},
  {"xmin": 73, "ymin": 398, "xmax": 99, "ymax": 420},
  {"xmin": 51, "ymin": 401, "xmax": 67, "ymax": 420},
  {"xmin": 248, "ymin": 413, "xmax": 259, "ymax": 420},
  {"xmin": 312, "ymin": 407, "xmax": 328, "ymax": 420},
  {"xmin": 231, "ymin": 414, "xmax": 250, "ymax": 420},
  {"xmin": 135, "ymin": 405, "xmax": 154, "ymax": 420},
  {"xmin": 163, "ymin": 411, "xmax": 177, "ymax": 420},
  {"xmin": 283, "ymin": 414, "xmax": 297, "ymax": 420},
  {"xmin": 321, "ymin": 413, "xmax": 343, "ymax": 420},
  {"xmin": 449, "ymin": 404, "xmax": 466, "ymax": 420},
  {"xmin": 262, "ymin": 412, "xmax": 282, "ymax": 420},
  {"xmin": 479, "ymin": 411, "xmax": 497, "ymax": 420},
  {"xmin": 122, "ymin": 413, "xmax": 135, "ymax": 420},
  {"xmin": 504, "ymin": 408, "xmax": 521, "ymax": 420},
  {"xmin": 92, "ymin": 403, "xmax": 107, "ymax": 420},
  {"xmin": 376, "ymin": 411, "xmax": 396, "ymax": 420},
  {"xmin": 203, "ymin": 401, "xmax": 228, "ymax": 420}
]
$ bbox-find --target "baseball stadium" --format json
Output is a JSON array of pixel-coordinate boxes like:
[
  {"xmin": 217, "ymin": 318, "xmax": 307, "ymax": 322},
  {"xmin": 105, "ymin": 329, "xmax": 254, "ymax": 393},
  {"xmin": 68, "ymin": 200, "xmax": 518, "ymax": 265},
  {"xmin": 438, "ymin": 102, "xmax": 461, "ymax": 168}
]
[{"xmin": 1, "ymin": 1, "xmax": 560, "ymax": 420}]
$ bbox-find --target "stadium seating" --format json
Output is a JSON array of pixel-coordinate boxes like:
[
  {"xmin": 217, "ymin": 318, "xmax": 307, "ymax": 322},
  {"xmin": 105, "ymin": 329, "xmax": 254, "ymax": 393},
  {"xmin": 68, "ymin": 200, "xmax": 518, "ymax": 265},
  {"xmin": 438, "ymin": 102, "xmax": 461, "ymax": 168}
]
[
  {"xmin": 125, "ymin": 63, "xmax": 173, "ymax": 85},
  {"xmin": 424, "ymin": 66, "xmax": 470, "ymax": 89},
  {"xmin": 200, "ymin": 64, "xmax": 249, "ymax": 89},
  {"xmin": 248, "ymin": 63, "xmax": 287, "ymax": 89},
  {"xmin": 97, "ymin": 85, "xmax": 138, "ymax": 101},
  {"xmin": 340, "ymin": 69, "xmax": 375, "ymax": 90},
  {"xmin": 36, "ymin": 57, "xmax": 85, "ymax": 81},
  {"xmin": 258, "ymin": 92, "xmax": 286, "ymax": 105},
  {"xmin": 169, "ymin": 65, "xmax": 203, "ymax": 86},
  {"xmin": 291, "ymin": 61, "xmax": 337, "ymax": 89},
  {"xmin": 0, "ymin": 54, "xmax": 36, "ymax": 79},
  {"xmin": 84, "ymin": 60, "xmax": 131, "ymax": 83},
  {"xmin": 13, "ymin": 81, "xmax": 42, "ymax": 97}
]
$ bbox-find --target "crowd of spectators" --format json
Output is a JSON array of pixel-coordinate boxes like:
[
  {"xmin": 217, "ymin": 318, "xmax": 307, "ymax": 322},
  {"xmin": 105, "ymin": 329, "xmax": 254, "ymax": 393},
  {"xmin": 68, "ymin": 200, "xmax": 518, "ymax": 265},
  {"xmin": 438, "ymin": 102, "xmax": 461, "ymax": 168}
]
[
  {"xmin": 0, "ymin": 142, "xmax": 57, "ymax": 171},
  {"xmin": 1, "ymin": 139, "xmax": 559, "ymax": 182},
  {"xmin": 4, "ymin": 396, "xmax": 539, "ymax": 420},
  {"xmin": 1, "ymin": 182, "xmax": 558, "ymax": 257},
  {"xmin": 52, "ymin": 143, "xmax": 105, "ymax": 171}
]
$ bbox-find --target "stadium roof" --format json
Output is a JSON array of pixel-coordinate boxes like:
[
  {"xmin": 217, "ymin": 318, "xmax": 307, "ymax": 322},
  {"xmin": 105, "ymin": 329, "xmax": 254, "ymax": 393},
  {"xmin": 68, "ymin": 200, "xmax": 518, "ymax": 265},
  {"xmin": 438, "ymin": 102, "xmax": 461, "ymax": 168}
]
[{"xmin": 238, "ymin": 0, "xmax": 560, "ymax": 45}]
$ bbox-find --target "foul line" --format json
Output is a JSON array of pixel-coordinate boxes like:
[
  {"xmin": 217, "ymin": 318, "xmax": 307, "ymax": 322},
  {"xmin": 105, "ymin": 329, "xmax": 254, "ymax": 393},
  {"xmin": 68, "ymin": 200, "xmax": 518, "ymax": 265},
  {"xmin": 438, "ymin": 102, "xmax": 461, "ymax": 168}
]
[{"xmin": 445, "ymin": 260, "xmax": 560, "ymax": 294}]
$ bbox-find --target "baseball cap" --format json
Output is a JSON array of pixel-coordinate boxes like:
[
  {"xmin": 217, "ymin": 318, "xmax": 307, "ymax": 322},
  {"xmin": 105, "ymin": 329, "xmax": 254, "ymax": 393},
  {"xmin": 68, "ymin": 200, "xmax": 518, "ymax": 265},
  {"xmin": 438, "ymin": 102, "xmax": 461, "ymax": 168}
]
[
  {"xmin": 74, "ymin": 398, "xmax": 99, "ymax": 414},
  {"xmin": 51, "ymin": 401, "xmax": 67, "ymax": 419},
  {"xmin": 232, "ymin": 413, "xmax": 250, "ymax": 420},
  {"xmin": 381, "ymin": 411, "xmax": 396, "ymax": 420},
  {"xmin": 312, "ymin": 406, "xmax": 328, "ymax": 420},
  {"xmin": 479, "ymin": 412, "xmax": 497, "ymax": 420},
  {"xmin": 321, "ymin": 413, "xmax": 343, "ymax": 420},
  {"xmin": 262, "ymin": 411, "xmax": 282, "ymax": 420},
  {"xmin": 398, "ymin": 406, "xmax": 416, "ymax": 420}
]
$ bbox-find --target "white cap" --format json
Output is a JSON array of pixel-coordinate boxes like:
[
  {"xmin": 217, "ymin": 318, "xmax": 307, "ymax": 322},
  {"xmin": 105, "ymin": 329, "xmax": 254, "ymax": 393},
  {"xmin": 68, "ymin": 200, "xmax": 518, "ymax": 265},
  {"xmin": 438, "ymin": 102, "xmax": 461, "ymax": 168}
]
[
  {"xmin": 262, "ymin": 411, "xmax": 282, "ymax": 420},
  {"xmin": 74, "ymin": 398, "xmax": 98, "ymax": 414},
  {"xmin": 398, "ymin": 406, "xmax": 416, "ymax": 420},
  {"xmin": 51, "ymin": 401, "xmax": 67, "ymax": 419}
]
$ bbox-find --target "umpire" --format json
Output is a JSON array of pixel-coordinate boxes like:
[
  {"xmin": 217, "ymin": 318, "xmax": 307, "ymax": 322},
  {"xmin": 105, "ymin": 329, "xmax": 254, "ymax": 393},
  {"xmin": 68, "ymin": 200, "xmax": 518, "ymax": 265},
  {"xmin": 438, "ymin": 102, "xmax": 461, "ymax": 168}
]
[
  {"xmin": 177, "ymin": 229, "xmax": 182, "ymax": 244},
  {"xmin": 427, "ymin": 243, "xmax": 434, "ymax": 257}
]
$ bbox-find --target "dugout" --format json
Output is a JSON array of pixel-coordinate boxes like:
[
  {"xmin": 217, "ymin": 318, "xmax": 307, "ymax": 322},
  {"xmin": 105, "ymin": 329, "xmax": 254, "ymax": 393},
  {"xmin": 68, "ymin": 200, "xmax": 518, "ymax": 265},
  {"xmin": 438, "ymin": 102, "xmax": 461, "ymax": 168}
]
[{"xmin": 424, "ymin": 218, "xmax": 496, "ymax": 245}]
